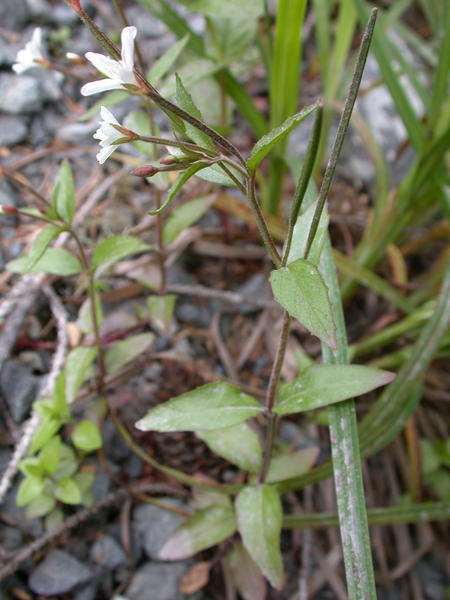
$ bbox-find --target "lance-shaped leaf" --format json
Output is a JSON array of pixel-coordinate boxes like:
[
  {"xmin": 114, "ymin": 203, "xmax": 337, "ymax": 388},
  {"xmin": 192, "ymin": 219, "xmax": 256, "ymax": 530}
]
[
  {"xmin": 105, "ymin": 333, "xmax": 154, "ymax": 374},
  {"xmin": 175, "ymin": 73, "xmax": 215, "ymax": 151},
  {"xmin": 286, "ymin": 202, "xmax": 329, "ymax": 266},
  {"xmin": 247, "ymin": 103, "xmax": 316, "ymax": 171},
  {"xmin": 270, "ymin": 258, "xmax": 337, "ymax": 349},
  {"xmin": 52, "ymin": 159, "xmax": 75, "ymax": 224},
  {"xmin": 135, "ymin": 382, "xmax": 263, "ymax": 432},
  {"xmin": 92, "ymin": 235, "xmax": 149, "ymax": 271},
  {"xmin": 235, "ymin": 485, "xmax": 283, "ymax": 589},
  {"xmin": 8, "ymin": 247, "xmax": 81, "ymax": 276},
  {"xmin": 275, "ymin": 364, "xmax": 396, "ymax": 416},
  {"xmin": 9, "ymin": 224, "xmax": 63, "ymax": 274},
  {"xmin": 159, "ymin": 505, "xmax": 236, "ymax": 560},
  {"xmin": 147, "ymin": 294, "xmax": 176, "ymax": 333},
  {"xmin": 163, "ymin": 196, "xmax": 214, "ymax": 244},
  {"xmin": 148, "ymin": 34, "xmax": 190, "ymax": 85},
  {"xmin": 196, "ymin": 421, "xmax": 263, "ymax": 472},
  {"xmin": 227, "ymin": 541, "xmax": 266, "ymax": 600},
  {"xmin": 266, "ymin": 447, "xmax": 320, "ymax": 483},
  {"xmin": 150, "ymin": 161, "xmax": 210, "ymax": 215},
  {"xmin": 65, "ymin": 347, "xmax": 97, "ymax": 405}
]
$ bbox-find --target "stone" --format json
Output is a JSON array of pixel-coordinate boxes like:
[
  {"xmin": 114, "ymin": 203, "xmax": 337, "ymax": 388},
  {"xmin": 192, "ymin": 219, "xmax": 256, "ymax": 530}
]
[
  {"xmin": 3, "ymin": 486, "xmax": 43, "ymax": 538},
  {"xmin": 0, "ymin": 359, "xmax": 40, "ymax": 422},
  {"xmin": 0, "ymin": 0, "xmax": 27, "ymax": 29},
  {"xmin": 29, "ymin": 70, "xmax": 63, "ymax": 103},
  {"xmin": 133, "ymin": 502, "xmax": 185, "ymax": 560},
  {"xmin": 89, "ymin": 535, "xmax": 127, "ymax": 570},
  {"xmin": 125, "ymin": 562, "xmax": 189, "ymax": 600},
  {"xmin": 0, "ymin": 74, "xmax": 42, "ymax": 115},
  {"xmin": 29, "ymin": 550, "xmax": 93, "ymax": 595},
  {"xmin": 57, "ymin": 120, "xmax": 98, "ymax": 144},
  {"xmin": 0, "ymin": 115, "xmax": 28, "ymax": 147}
]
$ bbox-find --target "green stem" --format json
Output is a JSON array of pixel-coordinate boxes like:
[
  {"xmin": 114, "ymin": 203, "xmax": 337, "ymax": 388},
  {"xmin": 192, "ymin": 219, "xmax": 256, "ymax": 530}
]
[{"xmin": 248, "ymin": 174, "xmax": 281, "ymax": 267}]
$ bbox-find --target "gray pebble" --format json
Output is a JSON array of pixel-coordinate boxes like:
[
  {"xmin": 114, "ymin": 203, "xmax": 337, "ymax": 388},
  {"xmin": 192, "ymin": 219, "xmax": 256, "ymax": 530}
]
[
  {"xmin": 29, "ymin": 550, "xmax": 92, "ymax": 595},
  {"xmin": 0, "ymin": 115, "xmax": 28, "ymax": 147},
  {"xmin": 0, "ymin": 74, "xmax": 42, "ymax": 115},
  {"xmin": 133, "ymin": 502, "xmax": 185, "ymax": 560},
  {"xmin": 126, "ymin": 562, "xmax": 189, "ymax": 600},
  {"xmin": 0, "ymin": 359, "xmax": 40, "ymax": 423},
  {"xmin": 90, "ymin": 535, "xmax": 127, "ymax": 570}
]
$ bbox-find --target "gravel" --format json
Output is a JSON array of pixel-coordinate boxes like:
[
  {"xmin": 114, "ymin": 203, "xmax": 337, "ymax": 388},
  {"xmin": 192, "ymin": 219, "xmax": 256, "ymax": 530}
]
[
  {"xmin": 29, "ymin": 549, "xmax": 93, "ymax": 595},
  {"xmin": 133, "ymin": 502, "xmax": 185, "ymax": 560}
]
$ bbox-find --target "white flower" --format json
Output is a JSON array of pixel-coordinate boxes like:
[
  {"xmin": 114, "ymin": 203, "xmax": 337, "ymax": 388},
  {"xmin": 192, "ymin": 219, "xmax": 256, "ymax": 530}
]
[
  {"xmin": 12, "ymin": 28, "xmax": 46, "ymax": 75},
  {"xmin": 93, "ymin": 106, "xmax": 125, "ymax": 164},
  {"xmin": 81, "ymin": 26, "xmax": 139, "ymax": 96}
]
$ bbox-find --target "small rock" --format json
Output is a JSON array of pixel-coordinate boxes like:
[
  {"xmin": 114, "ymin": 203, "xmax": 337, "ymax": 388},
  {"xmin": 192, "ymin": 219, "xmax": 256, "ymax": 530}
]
[
  {"xmin": 73, "ymin": 581, "xmax": 98, "ymax": 600},
  {"xmin": 29, "ymin": 69, "xmax": 63, "ymax": 103},
  {"xmin": 57, "ymin": 120, "xmax": 98, "ymax": 144},
  {"xmin": 0, "ymin": 115, "xmax": 28, "ymax": 147},
  {"xmin": 0, "ymin": 0, "xmax": 27, "ymax": 29},
  {"xmin": 29, "ymin": 550, "xmax": 93, "ymax": 595},
  {"xmin": 176, "ymin": 300, "xmax": 212, "ymax": 327},
  {"xmin": 0, "ymin": 74, "xmax": 42, "ymax": 115},
  {"xmin": 126, "ymin": 562, "xmax": 189, "ymax": 600},
  {"xmin": 235, "ymin": 273, "xmax": 267, "ymax": 314},
  {"xmin": 3, "ymin": 486, "xmax": 43, "ymax": 538},
  {"xmin": 133, "ymin": 502, "xmax": 185, "ymax": 560},
  {"xmin": 0, "ymin": 525, "xmax": 22, "ymax": 552},
  {"xmin": 0, "ymin": 359, "xmax": 40, "ymax": 422},
  {"xmin": 89, "ymin": 535, "xmax": 127, "ymax": 570},
  {"xmin": 0, "ymin": 38, "xmax": 19, "ymax": 67}
]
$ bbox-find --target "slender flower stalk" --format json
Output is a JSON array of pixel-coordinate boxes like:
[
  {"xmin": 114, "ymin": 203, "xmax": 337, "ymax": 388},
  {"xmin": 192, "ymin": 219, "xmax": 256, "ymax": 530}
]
[
  {"xmin": 13, "ymin": 28, "xmax": 48, "ymax": 74},
  {"xmin": 81, "ymin": 26, "xmax": 140, "ymax": 96}
]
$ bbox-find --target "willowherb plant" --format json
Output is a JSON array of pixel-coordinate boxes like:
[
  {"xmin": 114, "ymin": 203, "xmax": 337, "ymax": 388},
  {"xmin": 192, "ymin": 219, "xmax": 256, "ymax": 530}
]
[{"xmin": 4, "ymin": 3, "xmax": 402, "ymax": 597}]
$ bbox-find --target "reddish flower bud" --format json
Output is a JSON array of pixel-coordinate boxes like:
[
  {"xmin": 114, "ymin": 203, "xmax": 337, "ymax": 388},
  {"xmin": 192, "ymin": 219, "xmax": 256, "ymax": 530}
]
[
  {"xmin": 132, "ymin": 165, "xmax": 160, "ymax": 178},
  {"xmin": 66, "ymin": 0, "xmax": 82, "ymax": 13},
  {"xmin": 2, "ymin": 205, "xmax": 18, "ymax": 215},
  {"xmin": 160, "ymin": 155, "xmax": 176, "ymax": 165}
]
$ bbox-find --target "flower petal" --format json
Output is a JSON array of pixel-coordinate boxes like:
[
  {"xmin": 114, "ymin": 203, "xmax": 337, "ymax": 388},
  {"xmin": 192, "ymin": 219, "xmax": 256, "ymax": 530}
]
[
  {"xmin": 81, "ymin": 79, "xmax": 124, "ymax": 96},
  {"xmin": 85, "ymin": 52, "xmax": 122, "ymax": 80},
  {"xmin": 100, "ymin": 105, "xmax": 120, "ymax": 125},
  {"xmin": 96, "ymin": 145, "xmax": 116, "ymax": 164},
  {"xmin": 120, "ymin": 26, "xmax": 137, "ymax": 72}
]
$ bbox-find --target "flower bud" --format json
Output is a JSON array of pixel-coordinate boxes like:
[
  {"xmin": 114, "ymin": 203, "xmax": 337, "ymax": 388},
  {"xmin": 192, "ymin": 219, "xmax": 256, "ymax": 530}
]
[
  {"xmin": 132, "ymin": 165, "xmax": 160, "ymax": 178},
  {"xmin": 66, "ymin": 0, "xmax": 82, "ymax": 12},
  {"xmin": 1, "ymin": 205, "xmax": 18, "ymax": 215},
  {"xmin": 160, "ymin": 155, "xmax": 176, "ymax": 165}
]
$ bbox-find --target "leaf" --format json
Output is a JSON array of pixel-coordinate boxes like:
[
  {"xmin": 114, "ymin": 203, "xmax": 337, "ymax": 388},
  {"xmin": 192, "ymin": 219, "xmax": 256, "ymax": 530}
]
[
  {"xmin": 191, "ymin": 488, "xmax": 232, "ymax": 511},
  {"xmin": 159, "ymin": 505, "xmax": 236, "ymax": 560},
  {"xmin": 163, "ymin": 196, "xmax": 214, "ymax": 244},
  {"xmin": 26, "ymin": 493, "xmax": 56, "ymax": 519},
  {"xmin": 52, "ymin": 160, "xmax": 75, "ymax": 224},
  {"xmin": 275, "ymin": 364, "xmax": 396, "ymax": 416},
  {"xmin": 29, "ymin": 416, "xmax": 61, "ymax": 454},
  {"xmin": 53, "ymin": 444, "xmax": 78, "ymax": 480},
  {"xmin": 19, "ymin": 457, "xmax": 43, "ymax": 478},
  {"xmin": 7, "ymin": 225, "xmax": 63, "ymax": 274},
  {"xmin": 135, "ymin": 382, "xmax": 263, "ymax": 432},
  {"xmin": 8, "ymin": 247, "xmax": 82, "ymax": 276},
  {"xmin": 176, "ymin": 0, "xmax": 263, "ymax": 19},
  {"xmin": 247, "ymin": 104, "xmax": 317, "ymax": 171},
  {"xmin": 65, "ymin": 347, "xmax": 97, "ymax": 404},
  {"xmin": 147, "ymin": 294, "xmax": 176, "ymax": 333},
  {"xmin": 92, "ymin": 235, "xmax": 149, "ymax": 271},
  {"xmin": 148, "ymin": 34, "xmax": 190, "ymax": 85},
  {"xmin": 16, "ymin": 476, "xmax": 45, "ymax": 507},
  {"xmin": 45, "ymin": 508, "xmax": 64, "ymax": 531},
  {"xmin": 235, "ymin": 485, "xmax": 284, "ymax": 589},
  {"xmin": 71, "ymin": 420, "xmax": 102, "ymax": 453},
  {"xmin": 180, "ymin": 562, "xmax": 210, "ymax": 595},
  {"xmin": 266, "ymin": 447, "xmax": 319, "ymax": 482},
  {"xmin": 149, "ymin": 161, "xmax": 210, "ymax": 215},
  {"xmin": 195, "ymin": 163, "xmax": 242, "ymax": 187},
  {"xmin": 286, "ymin": 202, "xmax": 329, "ymax": 265},
  {"xmin": 270, "ymin": 258, "xmax": 337, "ymax": 349},
  {"xmin": 39, "ymin": 435, "xmax": 62, "ymax": 474},
  {"xmin": 227, "ymin": 541, "xmax": 266, "ymax": 600},
  {"xmin": 206, "ymin": 15, "xmax": 257, "ymax": 63},
  {"xmin": 77, "ymin": 293, "xmax": 103, "ymax": 336},
  {"xmin": 105, "ymin": 333, "xmax": 154, "ymax": 374},
  {"xmin": 196, "ymin": 421, "xmax": 263, "ymax": 472},
  {"xmin": 175, "ymin": 73, "xmax": 215, "ymax": 151},
  {"xmin": 74, "ymin": 472, "xmax": 95, "ymax": 508},
  {"xmin": 54, "ymin": 477, "xmax": 82, "ymax": 505}
]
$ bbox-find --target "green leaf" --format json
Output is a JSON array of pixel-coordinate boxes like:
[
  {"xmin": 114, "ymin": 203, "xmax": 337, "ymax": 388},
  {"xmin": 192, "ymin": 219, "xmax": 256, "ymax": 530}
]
[
  {"xmin": 176, "ymin": 0, "xmax": 263, "ymax": 19},
  {"xmin": 286, "ymin": 202, "xmax": 329, "ymax": 265},
  {"xmin": 247, "ymin": 104, "xmax": 316, "ymax": 171},
  {"xmin": 270, "ymin": 258, "xmax": 337, "ymax": 349},
  {"xmin": 275, "ymin": 364, "xmax": 396, "ymax": 416},
  {"xmin": 7, "ymin": 225, "xmax": 63, "ymax": 274},
  {"xmin": 148, "ymin": 34, "xmax": 190, "ymax": 85},
  {"xmin": 54, "ymin": 477, "xmax": 82, "ymax": 505},
  {"xmin": 266, "ymin": 447, "xmax": 319, "ymax": 483},
  {"xmin": 80, "ymin": 90, "xmax": 128, "ymax": 121},
  {"xmin": 227, "ymin": 541, "xmax": 266, "ymax": 600},
  {"xmin": 29, "ymin": 416, "xmax": 61, "ymax": 454},
  {"xmin": 53, "ymin": 444, "xmax": 78, "ymax": 480},
  {"xmin": 235, "ymin": 485, "xmax": 284, "ymax": 589},
  {"xmin": 147, "ymin": 294, "xmax": 176, "ymax": 333},
  {"xmin": 39, "ymin": 435, "xmax": 62, "ymax": 474},
  {"xmin": 105, "ymin": 333, "xmax": 154, "ymax": 374},
  {"xmin": 45, "ymin": 508, "xmax": 64, "ymax": 531},
  {"xmin": 135, "ymin": 382, "xmax": 263, "ymax": 432},
  {"xmin": 420, "ymin": 439, "xmax": 441, "ymax": 476},
  {"xmin": 74, "ymin": 472, "xmax": 95, "ymax": 508},
  {"xmin": 16, "ymin": 475, "xmax": 45, "ymax": 507},
  {"xmin": 159, "ymin": 505, "xmax": 236, "ymax": 560},
  {"xmin": 71, "ymin": 420, "xmax": 102, "ymax": 453},
  {"xmin": 52, "ymin": 372, "xmax": 70, "ymax": 420},
  {"xmin": 8, "ymin": 247, "xmax": 82, "ymax": 276},
  {"xmin": 195, "ymin": 162, "xmax": 242, "ymax": 187},
  {"xmin": 163, "ymin": 196, "xmax": 214, "ymax": 244},
  {"xmin": 26, "ymin": 493, "xmax": 56, "ymax": 519},
  {"xmin": 19, "ymin": 457, "xmax": 43, "ymax": 478},
  {"xmin": 175, "ymin": 73, "xmax": 215, "ymax": 151},
  {"xmin": 149, "ymin": 161, "xmax": 210, "ymax": 215},
  {"xmin": 92, "ymin": 235, "xmax": 149, "ymax": 271},
  {"xmin": 206, "ymin": 15, "xmax": 257, "ymax": 63},
  {"xmin": 52, "ymin": 160, "xmax": 75, "ymax": 224},
  {"xmin": 77, "ymin": 293, "xmax": 103, "ymax": 336},
  {"xmin": 65, "ymin": 347, "xmax": 97, "ymax": 405},
  {"xmin": 196, "ymin": 421, "xmax": 262, "ymax": 472}
]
